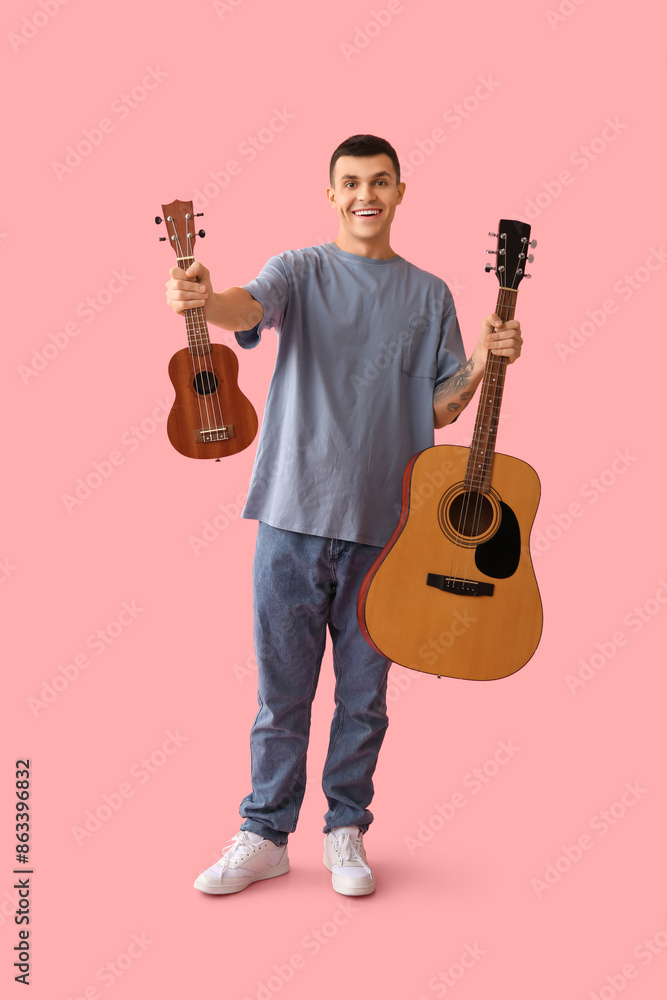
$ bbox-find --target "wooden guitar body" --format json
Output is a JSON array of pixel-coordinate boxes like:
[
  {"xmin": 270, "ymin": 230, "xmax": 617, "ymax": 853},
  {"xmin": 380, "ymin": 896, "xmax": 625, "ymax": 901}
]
[
  {"xmin": 167, "ymin": 343, "xmax": 258, "ymax": 460},
  {"xmin": 357, "ymin": 444, "xmax": 542, "ymax": 680}
]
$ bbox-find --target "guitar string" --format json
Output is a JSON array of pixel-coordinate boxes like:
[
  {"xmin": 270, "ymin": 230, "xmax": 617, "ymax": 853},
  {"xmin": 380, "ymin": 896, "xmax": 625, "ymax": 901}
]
[
  {"xmin": 448, "ymin": 251, "xmax": 517, "ymax": 588},
  {"xmin": 183, "ymin": 224, "xmax": 228, "ymax": 436},
  {"xmin": 447, "ymin": 265, "xmax": 508, "ymax": 587}
]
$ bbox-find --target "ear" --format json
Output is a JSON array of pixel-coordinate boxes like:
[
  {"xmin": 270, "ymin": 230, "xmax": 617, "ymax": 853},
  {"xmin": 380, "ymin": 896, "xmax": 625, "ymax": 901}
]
[
  {"xmin": 396, "ymin": 181, "xmax": 406, "ymax": 204},
  {"xmin": 326, "ymin": 185, "xmax": 337, "ymax": 208}
]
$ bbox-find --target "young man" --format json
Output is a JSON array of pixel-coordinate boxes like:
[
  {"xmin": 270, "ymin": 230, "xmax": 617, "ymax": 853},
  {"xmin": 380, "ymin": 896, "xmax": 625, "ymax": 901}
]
[{"xmin": 165, "ymin": 135, "xmax": 522, "ymax": 897}]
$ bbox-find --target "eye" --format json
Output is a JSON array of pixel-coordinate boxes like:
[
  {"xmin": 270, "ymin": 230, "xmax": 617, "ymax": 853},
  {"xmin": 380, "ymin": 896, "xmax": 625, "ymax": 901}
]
[{"xmin": 344, "ymin": 181, "xmax": 355, "ymax": 188}]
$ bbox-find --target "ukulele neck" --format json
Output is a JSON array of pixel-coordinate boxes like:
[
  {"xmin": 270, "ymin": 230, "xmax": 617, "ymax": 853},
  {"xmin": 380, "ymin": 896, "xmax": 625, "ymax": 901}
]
[
  {"xmin": 464, "ymin": 287, "xmax": 517, "ymax": 494},
  {"xmin": 180, "ymin": 254, "xmax": 212, "ymax": 357}
]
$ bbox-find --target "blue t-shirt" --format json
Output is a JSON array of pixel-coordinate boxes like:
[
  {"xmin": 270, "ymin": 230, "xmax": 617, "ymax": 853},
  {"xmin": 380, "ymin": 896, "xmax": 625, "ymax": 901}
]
[{"xmin": 236, "ymin": 242, "xmax": 465, "ymax": 547}]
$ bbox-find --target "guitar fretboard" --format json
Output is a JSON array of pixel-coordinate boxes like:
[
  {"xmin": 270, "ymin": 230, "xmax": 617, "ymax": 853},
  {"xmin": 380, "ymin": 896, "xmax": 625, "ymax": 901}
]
[{"xmin": 464, "ymin": 287, "xmax": 517, "ymax": 493}]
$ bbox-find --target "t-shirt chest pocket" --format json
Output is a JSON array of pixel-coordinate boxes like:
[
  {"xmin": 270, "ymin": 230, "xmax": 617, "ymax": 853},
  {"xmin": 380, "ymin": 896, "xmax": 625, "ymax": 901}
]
[{"xmin": 401, "ymin": 314, "xmax": 437, "ymax": 380}]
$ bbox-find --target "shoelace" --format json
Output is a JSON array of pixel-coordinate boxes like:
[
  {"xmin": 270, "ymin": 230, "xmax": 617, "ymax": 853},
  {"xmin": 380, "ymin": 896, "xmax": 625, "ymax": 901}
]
[
  {"xmin": 217, "ymin": 831, "xmax": 257, "ymax": 869},
  {"xmin": 333, "ymin": 831, "xmax": 372, "ymax": 876}
]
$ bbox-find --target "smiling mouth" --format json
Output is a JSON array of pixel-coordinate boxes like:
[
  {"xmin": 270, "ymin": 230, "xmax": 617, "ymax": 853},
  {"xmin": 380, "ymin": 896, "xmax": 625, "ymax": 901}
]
[{"xmin": 352, "ymin": 209, "xmax": 382, "ymax": 216}]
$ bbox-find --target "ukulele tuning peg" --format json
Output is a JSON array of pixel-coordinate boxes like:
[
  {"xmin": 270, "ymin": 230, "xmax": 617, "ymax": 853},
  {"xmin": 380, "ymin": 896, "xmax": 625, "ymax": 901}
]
[
  {"xmin": 195, "ymin": 213, "xmax": 204, "ymax": 217},
  {"xmin": 527, "ymin": 254, "xmax": 534, "ymax": 263},
  {"xmin": 198, "ymin": 229, "xmax": 206, "ymax": 238},
  {"xmin": 488, "ymin": 231, "xmax": 498, "ymax": 237},
  {"xmin": 155, "ymin": 216, "xmax": 163, "ymax": 224},
  {"xmin": 486, "ymin": 249, "xmax": 498, "ymax": 255},
  {"xmin": 485, "ymin": 264, "xmax": 496, "ymax": 273},
  {"xmin": 158, "ymin": 237, "xmax": 166, "ymax": 242},
  {"xmin": 529, "ymin": 239, "xmax": 537, "ymax": 248}
]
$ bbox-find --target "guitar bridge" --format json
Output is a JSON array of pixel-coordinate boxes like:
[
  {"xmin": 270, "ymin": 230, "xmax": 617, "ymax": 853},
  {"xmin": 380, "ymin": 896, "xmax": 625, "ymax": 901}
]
[
  {"xmin": 426, "ymin": 574, "xmax": 494, "ymax": 597},
  {"xmin": 194, "ymin": 425, "xmax": 236, "ymax": 443}
]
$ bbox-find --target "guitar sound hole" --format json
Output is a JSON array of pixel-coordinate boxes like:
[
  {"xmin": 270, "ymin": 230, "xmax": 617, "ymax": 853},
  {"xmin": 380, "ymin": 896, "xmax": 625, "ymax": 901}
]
[
  {"xmin": 193, "ymin": 371, "xmax": 218, "ymax": 396},
  {"xmin": 447, "ymin": 491, "xmax": 494, "ymax": 538}
]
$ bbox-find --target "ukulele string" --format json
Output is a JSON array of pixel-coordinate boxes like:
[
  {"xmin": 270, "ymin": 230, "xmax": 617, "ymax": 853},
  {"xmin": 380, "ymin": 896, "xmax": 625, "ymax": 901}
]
[
  {"xmin": 169, "ymin": 219, "xmax": 210, "ymax": 437},
  {"xmin": 184, "ymin": 225, "xmax": 228, "ymax": 435}
]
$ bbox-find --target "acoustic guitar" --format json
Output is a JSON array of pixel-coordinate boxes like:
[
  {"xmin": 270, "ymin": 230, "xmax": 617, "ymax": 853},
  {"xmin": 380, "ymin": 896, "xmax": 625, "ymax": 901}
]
[
  {"xmin": 157, "ymin": 199, "xmax": 258, "ymax": 460},
  {"xmin": 357, "ymin": 220, "xmax": 542, "ymax": 680}
]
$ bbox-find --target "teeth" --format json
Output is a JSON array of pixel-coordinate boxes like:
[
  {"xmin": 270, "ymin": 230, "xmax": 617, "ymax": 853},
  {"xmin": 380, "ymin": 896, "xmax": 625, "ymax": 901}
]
[{"xmin": 354, "ymin": 210, "xmax": 380, "ymax": 216}]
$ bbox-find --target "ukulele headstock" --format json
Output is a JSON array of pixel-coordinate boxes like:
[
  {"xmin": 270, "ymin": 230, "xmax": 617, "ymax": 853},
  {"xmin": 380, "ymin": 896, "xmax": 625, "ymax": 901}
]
[
  {"xmin": 156, "ymin": 199, "xmax": 205, "ymax": 267},
  {"xmin": 485, "ymin": 219, "xmax": 536, "ymax": 289}
]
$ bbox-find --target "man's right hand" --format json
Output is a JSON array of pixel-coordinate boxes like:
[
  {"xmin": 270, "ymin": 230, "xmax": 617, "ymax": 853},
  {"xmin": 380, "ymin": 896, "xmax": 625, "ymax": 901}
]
[{"xmin": 165, "ymin": 260, "xmax": 212, "ymax": 316}]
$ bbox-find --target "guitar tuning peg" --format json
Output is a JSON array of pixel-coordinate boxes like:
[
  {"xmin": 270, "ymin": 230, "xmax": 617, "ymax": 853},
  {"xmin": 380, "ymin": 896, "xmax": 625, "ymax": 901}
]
[
  {"xmin": 485, "ymin": 264, "xmax": 496, "ymax": 272},
  {"xmin": 198, "ymin": 229, "xmax": 206, "ymax": 238},
  {"xmin": 523, "ymin": 273, "xmax": 532, "ymax": 279},
  {"xmin": 155, "ymin": 216, "xmax": 163, "ymax": 224},
  {"xmin": 527, "ymin": 254, "xmax": 534, "ymax": 263},
  {"xmin": 488, "ymin": 231, "xmax": 498, "ymax": 237},
  {"xmin": 529, "ymin": 239, "xmax": 537, "ymax": 248},
  {"xmin": 486, "ymin": 249, "xmax": 498, "ymax": 254},
  {"xmin": 195, "ymin": 213, "xmax": 204, "ymax": 217},
  {"xmin": 158, "ymin": 237, "xmax": 166, "ymax": 241}
]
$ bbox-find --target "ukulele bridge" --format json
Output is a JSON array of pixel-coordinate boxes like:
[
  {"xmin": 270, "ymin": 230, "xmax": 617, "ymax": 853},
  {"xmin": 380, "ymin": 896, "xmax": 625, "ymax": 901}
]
[{"xmin": 194, "ymin": 425, "xmax": 236, "ymax": 443}]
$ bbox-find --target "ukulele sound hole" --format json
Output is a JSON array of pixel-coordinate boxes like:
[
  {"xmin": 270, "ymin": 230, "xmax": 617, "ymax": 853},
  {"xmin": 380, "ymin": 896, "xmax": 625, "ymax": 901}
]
[
  {"xmin": 447, "ymin": 491, "xmax": 494, "ymax": 538},
  {"xmin": 193, "ymin": 371, "xmax": 219, "ymax": 396}
]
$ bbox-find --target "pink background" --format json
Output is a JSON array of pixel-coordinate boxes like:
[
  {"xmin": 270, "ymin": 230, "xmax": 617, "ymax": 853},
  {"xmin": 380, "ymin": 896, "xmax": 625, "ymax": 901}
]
[{"xmin": 2, "ymin": 0, "xmax": 665, "ymax": 997}]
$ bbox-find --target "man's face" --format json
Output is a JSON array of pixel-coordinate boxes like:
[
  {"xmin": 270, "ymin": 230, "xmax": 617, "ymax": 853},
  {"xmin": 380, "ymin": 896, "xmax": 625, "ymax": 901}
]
[{"xmin": 327, "ymin": 154, "xmax": 405, "ymax": 247}]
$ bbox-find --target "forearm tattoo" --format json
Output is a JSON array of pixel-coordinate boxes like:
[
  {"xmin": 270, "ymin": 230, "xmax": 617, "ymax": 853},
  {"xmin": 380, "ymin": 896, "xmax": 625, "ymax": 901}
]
[{"xmin": 434, "ymin": 357, "xmax": 474, "ymax": 403}]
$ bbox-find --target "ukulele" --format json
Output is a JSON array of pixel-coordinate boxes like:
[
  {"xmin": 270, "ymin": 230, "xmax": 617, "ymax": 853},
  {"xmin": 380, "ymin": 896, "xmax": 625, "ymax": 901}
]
[
  {"xmin": 357, "ymin": 220, "xmax": 542, "ymax": 680},
  {"xmin": 157, "ymin": 199, "xmax": 258, "ymax": 460}
]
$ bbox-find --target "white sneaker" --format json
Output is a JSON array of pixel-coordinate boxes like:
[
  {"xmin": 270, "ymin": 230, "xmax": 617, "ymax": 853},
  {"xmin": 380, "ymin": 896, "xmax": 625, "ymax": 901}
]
[
  {"xmin": 194, "ymin": 831, "xmax": 289, "ymax": 894},
  {"xmin": 323, "ymin": 825, "xmax": 375, "ymax": 896}
]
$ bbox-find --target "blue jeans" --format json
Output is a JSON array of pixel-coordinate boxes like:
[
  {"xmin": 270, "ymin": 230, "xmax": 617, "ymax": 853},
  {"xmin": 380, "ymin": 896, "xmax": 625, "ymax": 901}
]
[{"xmin": 239, "ymin": 522, "xmax": 391, "ymax": 845}]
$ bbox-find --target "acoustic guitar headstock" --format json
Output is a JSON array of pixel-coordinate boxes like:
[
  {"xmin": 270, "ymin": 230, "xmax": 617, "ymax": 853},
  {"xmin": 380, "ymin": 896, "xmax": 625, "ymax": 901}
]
[
  {"xmin": 485, "ymin": 219, "xmax": 536, "ymax": 289},
  {"xmin": 155, "ymin": 199, "xmax": 205, "ymax": 266}
]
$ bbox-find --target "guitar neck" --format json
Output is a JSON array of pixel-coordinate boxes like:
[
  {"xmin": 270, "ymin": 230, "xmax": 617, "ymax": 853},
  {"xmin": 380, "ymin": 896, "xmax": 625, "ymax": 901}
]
[
  {"xmin": 464, "ymin": 287, "xmax": 517, "ymax": 493},
  {"xmin": 180, "ymin": 254, "xmax": 212, "ymax": 357}
]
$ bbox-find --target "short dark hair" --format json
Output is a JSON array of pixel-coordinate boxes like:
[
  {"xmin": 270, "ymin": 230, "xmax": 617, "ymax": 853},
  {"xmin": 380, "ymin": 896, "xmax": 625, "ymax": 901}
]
[{"xmin": 329, "ymin": 134, "xmax": 401, "ymax": 186}]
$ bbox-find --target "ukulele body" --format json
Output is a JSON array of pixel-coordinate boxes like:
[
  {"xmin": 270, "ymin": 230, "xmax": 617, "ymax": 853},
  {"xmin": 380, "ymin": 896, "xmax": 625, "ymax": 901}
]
[
  {"xmin": 357, "ymin": 444, "xmax": 542, "ymax": 680},
  {"xmin": 167, "ymin": 342, "xmax": 258, "ymax": 460}
]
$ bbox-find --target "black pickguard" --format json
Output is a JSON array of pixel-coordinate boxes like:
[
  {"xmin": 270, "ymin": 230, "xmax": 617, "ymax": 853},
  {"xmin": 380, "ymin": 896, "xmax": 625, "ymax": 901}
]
[{"xmin": 474, "ymin": 501, "xmax": 521, "ymax": 579}]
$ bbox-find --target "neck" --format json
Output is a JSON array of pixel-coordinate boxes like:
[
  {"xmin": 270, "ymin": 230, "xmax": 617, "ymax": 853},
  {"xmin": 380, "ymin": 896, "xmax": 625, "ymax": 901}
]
[{"xmin": 334, "ymin": 232, "xmax": 396, "ymax": 260}]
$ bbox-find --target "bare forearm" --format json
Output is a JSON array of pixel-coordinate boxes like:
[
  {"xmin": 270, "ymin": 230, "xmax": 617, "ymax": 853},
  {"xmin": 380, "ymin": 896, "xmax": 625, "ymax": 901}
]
[{"xmin": 206, "ymin": 286, "xmax": 264, "ymax": 331}]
